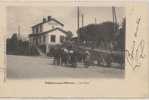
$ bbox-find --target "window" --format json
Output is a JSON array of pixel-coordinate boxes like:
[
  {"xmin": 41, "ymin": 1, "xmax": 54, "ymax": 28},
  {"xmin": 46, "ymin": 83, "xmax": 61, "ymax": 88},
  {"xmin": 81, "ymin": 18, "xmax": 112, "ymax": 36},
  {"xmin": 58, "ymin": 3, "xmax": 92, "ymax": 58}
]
[
  {"xmin": 36, "ymin": 38, "xmax": 38, "ymax": 45},
  {"xmin": 38, "ymin": 26, "xmax": 40, "ymax": 33},
  {"xmin": 51, "ymin": 35, "xmax": 56, "ymax": 42},
  {"xmin": 36, "ymin": 27, "xmax": 38, "ymax": 33},
  {"xmin": 60, "ymin": 35, "xmax": 65, "ymax": 43},
  {"xmin": 32, "ymin": 28, "xmax": 35, "ymax": 34},
  {"xmin": 33, "ymin": 28, "xmax": 37, "ymax": 34},
  {"xmin": 33, "ymin": 24, "xmax": 42, "ymax": 34},
  {"xmin": 33, "ymin": 38, "xmax": 35, "ymax": 44},
  {"xmin": 39, "ymin": 25, "xmax": 43, "ymax": 33},
  {"xmin": 39, "ymin": 36, "xmax": 41, "ymax": 43},
  {"xmin": 43, "ymin": 35, "xmax": 46, "ymax": 43}
]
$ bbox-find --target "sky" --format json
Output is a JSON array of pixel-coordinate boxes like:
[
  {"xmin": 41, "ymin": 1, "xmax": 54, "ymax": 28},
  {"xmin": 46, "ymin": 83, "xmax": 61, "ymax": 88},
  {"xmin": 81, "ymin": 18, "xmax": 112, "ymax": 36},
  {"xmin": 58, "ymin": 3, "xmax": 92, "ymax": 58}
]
[{"xmin": 7, "ymin": 6, "xmax": 125, "ymax": 38}]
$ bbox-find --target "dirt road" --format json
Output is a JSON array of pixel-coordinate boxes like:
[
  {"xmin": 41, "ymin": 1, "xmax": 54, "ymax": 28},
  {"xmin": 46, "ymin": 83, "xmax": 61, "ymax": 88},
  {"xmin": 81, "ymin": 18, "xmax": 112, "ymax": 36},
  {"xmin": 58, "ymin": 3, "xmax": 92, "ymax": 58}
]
[{"xmin": 7, "ymin": 55, "xmax": 124, "ymax": 79}]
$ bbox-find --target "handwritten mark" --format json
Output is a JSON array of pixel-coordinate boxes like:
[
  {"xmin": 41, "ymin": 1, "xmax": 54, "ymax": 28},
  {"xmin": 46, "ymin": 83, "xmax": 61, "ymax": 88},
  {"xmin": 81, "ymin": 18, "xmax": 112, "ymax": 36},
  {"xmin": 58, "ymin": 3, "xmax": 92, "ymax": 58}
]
[
  {"xmin": 126, "ymin": 17, "xmax": 145, "ymax": 71},
  {"xmin": 134, "ymin": 16, "xmax": 141, "ymax": 37},
  {"xmin": 126, "ymin": 40, "xmax": 145, "ymax": 70}
]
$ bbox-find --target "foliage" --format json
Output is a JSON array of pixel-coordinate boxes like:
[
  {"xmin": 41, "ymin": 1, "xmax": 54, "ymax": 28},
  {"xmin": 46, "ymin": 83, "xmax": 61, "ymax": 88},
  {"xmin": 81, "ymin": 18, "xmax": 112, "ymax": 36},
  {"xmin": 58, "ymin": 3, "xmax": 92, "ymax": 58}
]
[
  {"xmin": 77, "ymin": 21, "xmax": 119, "ymax": 42},
  {"xmin": 77, "ymin": 20, "xmax": 126, "ymax": 50},
  {"xmin": 7, "ymin": 33, "xmax": 31, "ymax": 55},
  {"xmin": 65, "ymin": 31, "xmax": 73, "ymax": 40}
]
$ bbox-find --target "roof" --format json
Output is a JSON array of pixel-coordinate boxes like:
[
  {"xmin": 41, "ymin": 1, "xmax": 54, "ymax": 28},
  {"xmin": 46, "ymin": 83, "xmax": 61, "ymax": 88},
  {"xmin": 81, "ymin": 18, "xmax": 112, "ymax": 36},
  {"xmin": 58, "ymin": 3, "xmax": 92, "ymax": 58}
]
[
  {"xmin": 29, "ymin": 28, "xmax": 68, "ymax": 37},
  {"xmin": 32, "ymin": 17, "xmax": 64, "ymax": 28}
]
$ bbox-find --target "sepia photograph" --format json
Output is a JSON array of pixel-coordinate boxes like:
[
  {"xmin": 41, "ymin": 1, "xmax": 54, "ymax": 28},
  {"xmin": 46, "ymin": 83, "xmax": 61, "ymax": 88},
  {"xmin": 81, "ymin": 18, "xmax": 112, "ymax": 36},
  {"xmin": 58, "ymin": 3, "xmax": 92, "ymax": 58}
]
[
  {"xmin": 6, "ymin": 6, "xmax": 125, "ymax": 79},
  {"xmin": 0, "ymin": 1, "xmax": 148, "ymax": 98}
]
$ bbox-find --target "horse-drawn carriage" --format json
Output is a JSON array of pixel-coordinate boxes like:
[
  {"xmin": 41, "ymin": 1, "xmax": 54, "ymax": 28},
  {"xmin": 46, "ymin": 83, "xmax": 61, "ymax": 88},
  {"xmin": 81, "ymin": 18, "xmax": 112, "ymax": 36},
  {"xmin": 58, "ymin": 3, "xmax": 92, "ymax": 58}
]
[{"xmin": 48, "ymin": 41, "xmax": 125, "ymax": 69}]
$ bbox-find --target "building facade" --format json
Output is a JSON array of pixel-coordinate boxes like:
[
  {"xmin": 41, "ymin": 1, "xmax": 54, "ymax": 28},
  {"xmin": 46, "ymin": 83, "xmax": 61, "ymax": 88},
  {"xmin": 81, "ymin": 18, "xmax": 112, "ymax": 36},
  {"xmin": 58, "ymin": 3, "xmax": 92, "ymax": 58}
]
[{"xmin": 29, "ymin": 16, "xmax": 68, "ymax": 54}]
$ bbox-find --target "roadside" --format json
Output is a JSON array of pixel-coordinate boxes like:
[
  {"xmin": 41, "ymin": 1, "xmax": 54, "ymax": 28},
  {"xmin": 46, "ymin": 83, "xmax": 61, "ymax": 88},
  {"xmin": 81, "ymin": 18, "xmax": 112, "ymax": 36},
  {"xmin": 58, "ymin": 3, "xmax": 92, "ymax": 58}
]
[{"xmin": 7, "ymin": 55, "xmax": 124, "ymax": 79}]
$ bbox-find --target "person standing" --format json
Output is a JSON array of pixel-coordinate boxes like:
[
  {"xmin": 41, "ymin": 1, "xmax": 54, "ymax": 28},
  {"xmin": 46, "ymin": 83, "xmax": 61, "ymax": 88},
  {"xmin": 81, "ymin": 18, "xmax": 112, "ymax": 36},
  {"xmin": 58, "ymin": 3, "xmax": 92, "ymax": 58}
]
[
  {"xmin": 84, "ymin": 50, "xmax": 91, "ymax": 68},
  {"xmin": 55, "ymin": 47, "xmax": 61, "ymax": 65},
  {"xmin": 69, "ymin": 49, "xmax": 77, "ymax": 68},
  {"xmin": 61, "ymin": 48, "xmax": 69, "ymax": 66}
]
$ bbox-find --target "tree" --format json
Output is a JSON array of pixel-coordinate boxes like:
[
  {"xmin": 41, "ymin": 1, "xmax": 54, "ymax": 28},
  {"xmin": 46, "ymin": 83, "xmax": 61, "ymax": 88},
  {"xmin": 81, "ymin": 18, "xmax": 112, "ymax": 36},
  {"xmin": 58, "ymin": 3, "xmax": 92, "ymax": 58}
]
[
  {"xmin": 77, "ymin": 21, "xmax": 119, "ymax": 43},
  {"xmin": 7, "ymin": 33, "xmax": 30, "ymax": 55},
  {"xmin": 7, "ymin": 33, "xmax": 18, "ymax": 53},
  {"xmin": 65, "ymin": 31, "xmax": 73, "ymax": 40}
]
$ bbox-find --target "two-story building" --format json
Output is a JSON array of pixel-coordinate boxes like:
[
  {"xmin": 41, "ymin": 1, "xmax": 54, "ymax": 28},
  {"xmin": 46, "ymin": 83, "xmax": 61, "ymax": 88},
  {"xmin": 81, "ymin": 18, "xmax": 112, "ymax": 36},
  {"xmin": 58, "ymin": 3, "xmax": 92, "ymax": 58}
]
[{"xmin": 29, "ymin": 16, "xmax": 68, "ymax": 55}]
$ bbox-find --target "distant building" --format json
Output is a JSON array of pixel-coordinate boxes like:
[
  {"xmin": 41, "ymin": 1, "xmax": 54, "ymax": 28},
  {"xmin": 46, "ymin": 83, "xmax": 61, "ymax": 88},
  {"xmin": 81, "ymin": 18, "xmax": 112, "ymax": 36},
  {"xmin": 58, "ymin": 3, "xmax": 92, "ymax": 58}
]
[{"xmin": 29, "ymin": 16, "xmax": 68, "ymax": 54}]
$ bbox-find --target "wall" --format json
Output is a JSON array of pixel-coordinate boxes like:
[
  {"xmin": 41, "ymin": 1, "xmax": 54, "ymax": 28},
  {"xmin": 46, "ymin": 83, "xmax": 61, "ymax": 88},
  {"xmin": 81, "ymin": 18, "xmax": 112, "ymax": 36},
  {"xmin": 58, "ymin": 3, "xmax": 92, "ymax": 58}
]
[
  {"xmin": 47, "ymin": 29, "xmax": 66, "ymax": 45},
  {"xmin": 43, "ymin": 21, "xmax": 62, "ymax": 32}
]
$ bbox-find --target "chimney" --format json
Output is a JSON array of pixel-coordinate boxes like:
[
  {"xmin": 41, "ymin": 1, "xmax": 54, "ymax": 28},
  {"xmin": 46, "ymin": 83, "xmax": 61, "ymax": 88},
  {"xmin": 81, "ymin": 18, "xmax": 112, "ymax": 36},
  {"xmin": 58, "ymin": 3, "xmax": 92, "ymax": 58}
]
[
  {"xmin": 47, "ymin": 16, "xmax": 51, "ymax": 21},
  {"xmin": 43, "ymin": 18, "xmax": 46, "ymax": 23}
]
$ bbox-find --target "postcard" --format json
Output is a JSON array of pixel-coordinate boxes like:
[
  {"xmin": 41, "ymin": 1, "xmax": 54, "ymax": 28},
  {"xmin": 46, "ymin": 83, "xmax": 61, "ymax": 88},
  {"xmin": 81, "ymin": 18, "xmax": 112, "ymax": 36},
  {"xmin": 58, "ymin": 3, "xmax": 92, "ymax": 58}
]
[{"xmin": 0, "ymin": 0, "xmax": 148, "ymax": 98}]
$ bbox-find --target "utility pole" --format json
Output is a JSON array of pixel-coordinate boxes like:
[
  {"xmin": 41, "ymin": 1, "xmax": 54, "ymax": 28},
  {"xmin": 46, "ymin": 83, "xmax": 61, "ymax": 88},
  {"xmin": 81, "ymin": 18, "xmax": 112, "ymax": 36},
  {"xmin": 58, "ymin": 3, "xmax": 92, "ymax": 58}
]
[
  {"xmin": 112, "ymin": 7, "xmax": 117, "ymax": 32},
  {"xmin": 81, "ymin": 14, "xmax": 84, "ymax": 27},
  {"xmin": 16, "ymin": 25, "xmax": 21, "ymax": 52},
  {"xmin": 95, "ymin": 17, "xmax": 97, "ymax": 24},
  {"xmin": 77, "ymin": 6, "xmax": 80, "ymax": 30},
  {"xmin": 77, "ymin": 6, "xmax": 80, "ymax": 41},
  {"xmin": 18, "ymin": 25, "xmax": 21, "ymax": 40}
]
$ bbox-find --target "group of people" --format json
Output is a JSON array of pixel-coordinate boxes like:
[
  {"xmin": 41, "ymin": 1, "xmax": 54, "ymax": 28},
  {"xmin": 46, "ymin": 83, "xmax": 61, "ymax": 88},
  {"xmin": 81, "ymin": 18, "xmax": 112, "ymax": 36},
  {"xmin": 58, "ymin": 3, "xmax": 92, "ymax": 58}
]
[{"xmin": 50, "ymin": 46, "xmax": 91, "ymax": 68}]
